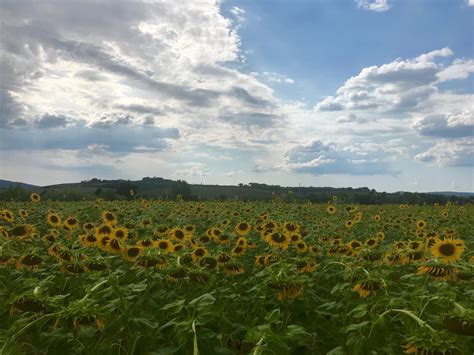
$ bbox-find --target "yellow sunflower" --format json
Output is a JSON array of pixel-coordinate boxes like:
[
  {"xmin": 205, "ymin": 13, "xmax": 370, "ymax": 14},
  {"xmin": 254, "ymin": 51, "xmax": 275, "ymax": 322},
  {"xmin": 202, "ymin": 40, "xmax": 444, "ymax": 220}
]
[
  {"xmin": 102, "ymin": 211, "xmax": 117, "ymax": 225},
  {"xmin": 30, "ymin": 193, "xmax": 41, "ymax": 203},
  {"xmin": 192, "ymin": 247, "xmax": 208, "ymax": 262},
  {"xmin": 112, "ymin": 227, "xmax": 129, "ymax": 241},
  {"xmin": 155, "ymin": 239, "xmax": 173, "ymax": 254},
  {"xmin": 326, "ymin": 205, "xmax": 336, "ymax": 214},
  {"xmin": 47, "ymin": 213, "xmax": 62, "ymax": 227},
  {"xmin": 266, "ymin": 232, "xmax": 289, "ymax": 250},
  {"xmin": 430, "ymin": 238, "xmax": 465, "ymax": 263}
]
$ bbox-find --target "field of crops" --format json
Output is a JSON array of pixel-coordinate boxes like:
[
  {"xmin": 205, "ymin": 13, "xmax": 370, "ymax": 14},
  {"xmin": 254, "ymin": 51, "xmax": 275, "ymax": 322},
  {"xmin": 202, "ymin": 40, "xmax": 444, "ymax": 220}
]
[{"xmin": 0, "ymin": 194, "xmax": 473, "ymax": 354}]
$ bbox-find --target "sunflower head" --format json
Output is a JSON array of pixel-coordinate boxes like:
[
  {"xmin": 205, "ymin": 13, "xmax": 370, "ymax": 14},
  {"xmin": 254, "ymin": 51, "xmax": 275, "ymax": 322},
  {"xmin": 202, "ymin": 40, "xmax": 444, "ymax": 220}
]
[
  {"xmin": 30, "ymin": 193, "xmax": 41, "ymax": 203},
  {"xmin": 430, "ymin": 238, "xmax": 465, "ymax": 263}
]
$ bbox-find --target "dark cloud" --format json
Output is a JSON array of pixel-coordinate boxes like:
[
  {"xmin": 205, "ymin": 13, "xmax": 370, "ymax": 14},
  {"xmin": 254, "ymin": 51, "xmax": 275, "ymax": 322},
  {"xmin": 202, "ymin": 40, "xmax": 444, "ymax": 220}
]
[
  {"xmin": 413, "ymin": 113, "xmax": 474, "ymax": 138},
  {"xmin": 35, "ymin": 113, "xmax": 69, "ymax": 129},
  {"xmin": 0, "ymin": 122, "xmax": 180, "ymax": 153},
  {"xmin": 229, "ymin": 87, "xmax": 274, "ymax": 108},
  {"xmin": 219, "ymin": 111, "xmax": 282, "ymax": 127}
]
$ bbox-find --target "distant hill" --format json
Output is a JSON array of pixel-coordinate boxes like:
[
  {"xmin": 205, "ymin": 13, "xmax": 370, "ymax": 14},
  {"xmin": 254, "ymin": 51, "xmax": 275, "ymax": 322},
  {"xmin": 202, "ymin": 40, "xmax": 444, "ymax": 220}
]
[
  {"xmin": 0, "ymin": 179, "xmax": 38, "ymax": 189},
  {"xmin": 0, "ymin": 177, "xmax": 473, "ymax": 204},
  {"xmin": 427, "ymin": 191, "xmax": 474, "ymax": 198}
]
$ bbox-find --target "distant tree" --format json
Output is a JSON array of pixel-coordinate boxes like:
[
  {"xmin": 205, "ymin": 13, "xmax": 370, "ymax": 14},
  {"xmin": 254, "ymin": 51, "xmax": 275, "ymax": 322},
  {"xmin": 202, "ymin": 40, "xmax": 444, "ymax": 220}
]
[
  {"xmin": 95, "ymin": 187, "xmax": 103, "ymax": 195},
  {"xmin": 115, "ymin": 182, "xmax": 138, "ymax": 200},
  {"xmin": 170, "ymin": 180, "xmax": 191, "ymax": 200}
]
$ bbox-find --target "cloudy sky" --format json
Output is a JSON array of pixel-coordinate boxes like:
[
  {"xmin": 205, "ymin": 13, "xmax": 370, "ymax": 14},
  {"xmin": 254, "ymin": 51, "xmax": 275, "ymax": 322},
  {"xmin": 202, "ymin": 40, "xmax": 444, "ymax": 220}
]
[{"xmin": 0, "ymin": 0, "xmax": 473, "ymax": 192}]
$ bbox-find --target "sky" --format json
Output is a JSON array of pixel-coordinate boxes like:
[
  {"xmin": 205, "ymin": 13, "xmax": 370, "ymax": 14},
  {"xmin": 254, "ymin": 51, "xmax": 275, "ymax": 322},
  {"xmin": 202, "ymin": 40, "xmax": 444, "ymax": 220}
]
[{"xmin": 0, "ymin": 0, "xmax": 473, "ymax": 192}]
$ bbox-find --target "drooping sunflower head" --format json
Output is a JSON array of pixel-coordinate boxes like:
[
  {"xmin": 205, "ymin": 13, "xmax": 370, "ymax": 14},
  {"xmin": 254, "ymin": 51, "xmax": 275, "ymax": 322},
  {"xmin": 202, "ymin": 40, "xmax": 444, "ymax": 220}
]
[{"xmin": 123, "ymin": 246, "xmax": 143, "ymax": 261}]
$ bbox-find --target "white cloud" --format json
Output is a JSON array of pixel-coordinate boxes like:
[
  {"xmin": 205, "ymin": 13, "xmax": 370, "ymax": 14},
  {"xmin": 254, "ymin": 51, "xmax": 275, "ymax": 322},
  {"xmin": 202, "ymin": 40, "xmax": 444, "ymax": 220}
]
[
  {"xmin": 412, "ymin": 110, "xmax": 474, "ymax": 138},
  {"xmin": 356, "ymin": 0, "xmax": 391, "ymax": 12},
  {"xmin": 468, "ymin": 0, "xmax": 474, "ymax": 6},
  {"xmin": 280, "ymin": 140, "xmax": 396, "ymax": 175},
  {"xmin": 415, "ymin": 138, "xmax": 473, "ymax": 167},
  {"xmin": 437, "ymin": 59, "xmax": 474, "ymax": 82}
]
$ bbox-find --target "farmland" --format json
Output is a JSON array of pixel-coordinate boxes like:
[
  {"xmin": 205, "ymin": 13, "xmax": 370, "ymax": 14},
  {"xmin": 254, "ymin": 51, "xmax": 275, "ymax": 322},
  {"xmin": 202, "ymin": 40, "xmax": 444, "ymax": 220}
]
[{"xmin": 0, "ymin": 195, "xmax": 473, "ymax": 354}]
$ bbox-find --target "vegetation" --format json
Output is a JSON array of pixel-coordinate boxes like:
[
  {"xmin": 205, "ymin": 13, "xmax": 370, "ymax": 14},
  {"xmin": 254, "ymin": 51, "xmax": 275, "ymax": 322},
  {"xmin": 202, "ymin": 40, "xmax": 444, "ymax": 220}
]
[{"xmin": 0, "ymin": 193, "xmax": 473, "ymax": 354}]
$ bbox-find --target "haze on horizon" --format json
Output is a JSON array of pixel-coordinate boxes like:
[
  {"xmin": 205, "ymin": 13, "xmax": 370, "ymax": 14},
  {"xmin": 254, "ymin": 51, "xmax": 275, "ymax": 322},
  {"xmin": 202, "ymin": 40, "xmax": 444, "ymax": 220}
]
[{"xmin": 0, "ymin": 0, "xmax": 473, "ymax": 193}]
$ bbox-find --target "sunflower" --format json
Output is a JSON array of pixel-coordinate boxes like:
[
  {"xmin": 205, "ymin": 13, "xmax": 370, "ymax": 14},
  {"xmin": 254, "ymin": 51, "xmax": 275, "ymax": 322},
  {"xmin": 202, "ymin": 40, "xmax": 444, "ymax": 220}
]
[
  {"xmin": 430, "ymin": 238, "xmax": 465, "ymax": 263},
  {"xmin": 223, "ymin": 262, "xmax": 245, "ymax": 275},
  {"xmin": 30, "ymin": 193, "xmax": 41, "ymax": 203},
  {"xmin": 112, "ymin": 227, "xmax": 128, "ymax": 241},
  {"xmin": 407, "ymin": 240, "xmax": 423, "ymax": 251},
  {"xmin": 83, "ymin": 222, "xmax": 95, "ymax": 232},
  {"xmin": 364, "ymin": 238, "xmax": 378, "ymax": 248},
  {"xmin": 82, "ymin": 234, "xmax": 98, "ymax": 247},
  {"xmin": 296, "ymin": 260, "xmax": 316, "ymax": 273},
  {"xmin": 19, "ymin": 209, "xmax": 28, "ymax": 218},
  {"xmin": 229, "ymin": 243, "xmax": 244, "ymax": 256},
  {"xmin": 295, "ymin": 242, "xmax": 308, "ymax": 253},
  {"xmin": 373, "ymin": 214, "xmax": 381, "ymax": 222},
  {"xmin": 155, "ymin": 239, "xmax": 173, "ymax": 254},
  {"xmin": 417, "ymin": 264, "xmax": 458, "ymax": 280},
  {"xmin": 97, "ymin": 235, "xmax": 111, "ymax": 251},
  {"xmin": 102, "ymin": 211, "xmax": 117, "ymax": 225},
  {"xmin": 416, "ymin": 220, "xmax": 427, "ymax": 229},
  {"xmin": 16, "ymin": 254, "xmax": 43, "ymax": 269},
  {"xmin": 289, "ymin": 234, "xmax": 301, "ymax": 244},
  {"xmin": 348, "ymin": 240, "xmax": 362, "ymax": 251},
  {"xmin": 95, "ymin": 224, "xmax": 113, "ymax": 238},
  {"xmin": 42, "ymin": 234, "xmax": 57, "ymax": 244},
  {"xmin": 352, "ymin": 281, "xmax": 381, "ymax": 298},
  {"xmin": 199, "ymin": 257, "xmax": 218, "ymax": 270},
  {"xmin": 345, "ymin": 220, "xmax": 354, "ymax": 228},
  {"xmin": 123, "ymin": 246, "xmax": 143, "ymax": 261},
  {"xmin": 170, "ymin": 228, "xmax": 187, "ymax": 243},
  {"xmin": 326, "ymin": 205, "xmax": 336, "ymax": 214},
  {"xmin": 1, "ymin": 209, "xmax": 14, "ymax": 223},
  {"xmin": 234, "ymin": 222, "xmax": 251, "ymax": 236},
  {"xmin": 255, "ymin": 256, "xmax": 266, "ymax": 267},
  {"xmin": 282, "ymin": 222, "xmax": 300, "ymax": 235},
  {"xmin": 47, "ymin": 213, "xmax": 62, "ymax": 227},
  {"xmin": 268, "ymin": 281, "xmax": 303, "ymax": 301},
  {"xmin": 216, "ymin": 234, "xmax": 230, "ymax": 245},
  {"xmin": 192, "ymin": 247, "xmax": 208, "ymax": 262},
  {"xmin": 217, "ymin": 253, "xmax": 231, "ymax": 264},
  {"xmin": 137, "ymin": 238, "xmax": 154, "ymax": 248},
  {"xmin": 266, "ymin": 232, "xmax": 289, "ymax": 250},
  {"xmin": 156, "ymin": 225, "xmax": 170, "ymax": 238}
]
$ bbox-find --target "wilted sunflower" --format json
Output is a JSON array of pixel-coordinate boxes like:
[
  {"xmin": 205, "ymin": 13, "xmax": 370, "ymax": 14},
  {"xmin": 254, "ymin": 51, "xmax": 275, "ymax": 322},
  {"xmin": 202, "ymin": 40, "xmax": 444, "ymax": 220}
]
[
  {"xmin": 223, "ymin": 262, "xmax": 245, "ymax": 275},
  {"xmin": 30, "ymin": 193, "xmax": 40, "ymax": 203},
  {"xmin": 199, "ymin": 256, "xmax": 218, "ymax": 270},
  {"xmin": 16, "ymin": 254, "xmax": 43, "ymax": 269},
  {"xmin": 217, "ymin": 253, "xmax": 231, "ymax": 264},
  {"xmin": 430, "ymin": 238, "xmax": 465, "ymax": 263},
  {"xmin": 352, "ymin": 281, "xmax": 382, "ymax": 298},
  {"xmin": 268, "ymin": 281, "xmax": 303, "ymax": 301},
  {"xmin": 417, "ymin": 264, "xmax": 458, "ymax": 280},
  {"xmin": 348, "ymin": 240, "xmax": 362, "ymax": 251},
  {"xmin": 155, "ymin": 239, "xmax": 173, "ymax": 254},
  {"xmin": 296, "ymin": 260, "xmax": 316, "ymax": 273}
]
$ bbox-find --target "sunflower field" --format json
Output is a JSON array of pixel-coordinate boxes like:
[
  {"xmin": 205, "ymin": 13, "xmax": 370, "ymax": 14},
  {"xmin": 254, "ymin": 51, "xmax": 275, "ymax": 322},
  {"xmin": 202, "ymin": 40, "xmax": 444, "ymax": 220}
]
[{"xmin": 0, "ymin": 194, "xmax": 473, "ymax": 354}]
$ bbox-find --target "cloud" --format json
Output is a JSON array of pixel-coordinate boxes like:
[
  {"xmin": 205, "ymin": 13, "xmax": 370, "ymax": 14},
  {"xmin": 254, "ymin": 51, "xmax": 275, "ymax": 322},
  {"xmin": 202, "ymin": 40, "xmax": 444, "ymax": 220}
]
[
  {"xmin": 280, "ymin": 140, "xmax": 395, "ymax": 175},
  {"xmin": 251, "ymin": 72, "xmax": 295, "ymax": 84},
  {"xmin": 415, "ymin": 138, "xmax": 473, "ymax": 167},
  {"xmin": 437, "ymin": 59, "xmax": 474, "ymax": 82},
  {"xmin": 468, "ymin": 0, "xmax": 474, "ymax": 6},
  {"xmin": 0, "ymin": 121, "xmax": 180, "ymax": 153},
  {"xmin": 35, "ymin": 113, "xmax": 70, "ymax": 129},
  {"xmin": 412, "ymin": 110, "xmax": 474, "ymax": 138},
  {"xmin": 314, "ymin": 48, "xmax": 455, "ymax": 114},
  {"xmin": 356, "ymin": 0, "xmax": 391, "ymax": 12}
]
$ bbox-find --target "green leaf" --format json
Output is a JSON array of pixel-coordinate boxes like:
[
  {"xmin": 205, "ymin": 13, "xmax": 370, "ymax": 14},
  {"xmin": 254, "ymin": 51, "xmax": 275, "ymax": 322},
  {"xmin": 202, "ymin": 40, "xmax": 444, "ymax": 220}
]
[
  {"xmin": 326, "ymin": 346, "xmax": 348, "ymax": 355},
  {"xmin": 348, "ymin": 304, "xmax": 368, "ymax": 319},
  {"xmin": 265, "ymin": 309, "xmax": 281, "ymax": 324}
]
